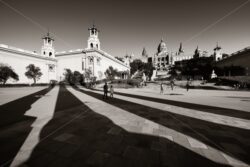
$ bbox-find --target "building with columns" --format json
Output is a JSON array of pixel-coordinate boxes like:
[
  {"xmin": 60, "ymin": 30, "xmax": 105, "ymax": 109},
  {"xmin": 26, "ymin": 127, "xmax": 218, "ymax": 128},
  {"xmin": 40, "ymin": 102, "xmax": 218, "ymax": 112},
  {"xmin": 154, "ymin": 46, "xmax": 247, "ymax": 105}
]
[
  {"xmin": 147, "ymin": 40, "xmax": 193, "ymax": 78},
  {"xmin": 56, "ymin": 25, "xmax": 130, "ymax": 81},
  {"xmin": 0, "ymin": 25, "xmax": 130, "ymax": 84}
]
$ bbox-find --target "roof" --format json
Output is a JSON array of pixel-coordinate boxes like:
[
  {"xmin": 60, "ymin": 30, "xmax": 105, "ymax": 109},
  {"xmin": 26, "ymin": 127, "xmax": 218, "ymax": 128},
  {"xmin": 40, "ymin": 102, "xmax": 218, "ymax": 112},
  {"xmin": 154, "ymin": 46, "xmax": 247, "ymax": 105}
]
[
  {"xmin": 55, "ymin": 48, "xmax": 130, "ymax": 68},
  {"xmin": 0, "ymin": 44, "xmax": 57, "ymax": 62}
]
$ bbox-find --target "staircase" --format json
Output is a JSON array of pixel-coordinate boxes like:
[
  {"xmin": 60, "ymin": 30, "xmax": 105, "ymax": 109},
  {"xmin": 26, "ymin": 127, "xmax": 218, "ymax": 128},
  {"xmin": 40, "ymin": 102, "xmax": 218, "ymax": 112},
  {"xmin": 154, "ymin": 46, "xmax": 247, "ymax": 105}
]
[{"xmin": 131, "ymin": 70, "xmax": 144, "ymax": 80}]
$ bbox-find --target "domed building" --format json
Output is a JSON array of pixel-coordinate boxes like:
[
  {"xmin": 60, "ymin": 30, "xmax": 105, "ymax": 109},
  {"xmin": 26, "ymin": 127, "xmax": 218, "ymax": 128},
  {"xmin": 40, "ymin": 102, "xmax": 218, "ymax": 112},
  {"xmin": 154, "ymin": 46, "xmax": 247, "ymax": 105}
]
[
  {"xmin": 154, "ymin": 39, "xmax": 170, "ymax": 69},
  {"xmin": 152, "ymin": 39, "xmax": 171, "ymax": 78},
  {"xmin": 148, "ymin": 40, "xmax": 194, "ymax": 80}
]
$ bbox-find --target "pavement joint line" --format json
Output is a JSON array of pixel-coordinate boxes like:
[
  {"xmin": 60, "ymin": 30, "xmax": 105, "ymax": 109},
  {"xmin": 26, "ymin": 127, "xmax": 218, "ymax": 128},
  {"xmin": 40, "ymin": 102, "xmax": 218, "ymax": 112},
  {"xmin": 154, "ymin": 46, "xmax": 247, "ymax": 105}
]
[
  {"xmin": 84, "ymin": 87, "xmax": 247, "ymax": 165},
  {"xmin": 0, "ymin": 107, "xmax": 90, "ymax": 167}
]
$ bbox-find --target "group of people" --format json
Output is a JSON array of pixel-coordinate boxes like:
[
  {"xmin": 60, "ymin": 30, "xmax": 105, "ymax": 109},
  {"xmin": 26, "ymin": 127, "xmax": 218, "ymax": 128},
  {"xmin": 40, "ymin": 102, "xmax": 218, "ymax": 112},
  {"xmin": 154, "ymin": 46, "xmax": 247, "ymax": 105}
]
[{"xmin": 103, "ymin": 82, "xmax": 114, "ymax": 99}]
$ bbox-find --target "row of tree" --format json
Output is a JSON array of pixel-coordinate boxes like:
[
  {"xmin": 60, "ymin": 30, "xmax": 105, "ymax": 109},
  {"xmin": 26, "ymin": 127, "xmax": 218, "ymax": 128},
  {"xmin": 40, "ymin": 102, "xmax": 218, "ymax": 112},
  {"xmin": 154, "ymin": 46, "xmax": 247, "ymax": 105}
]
[
  {"xmin": 63, "ymin": 68, "xmax": 96, "ymax": 86},
  {"xmin": 0, "ymin": 64, "xmax": 42, "ymax": 85},
  {"xmin": 169, "ymin": 56, "xmax": 246, "ymax": 80}
]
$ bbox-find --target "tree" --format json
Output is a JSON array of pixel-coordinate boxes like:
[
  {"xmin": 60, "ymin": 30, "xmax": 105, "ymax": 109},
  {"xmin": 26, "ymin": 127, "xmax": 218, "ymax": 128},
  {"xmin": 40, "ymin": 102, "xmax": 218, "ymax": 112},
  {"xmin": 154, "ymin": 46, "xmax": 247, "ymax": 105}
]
[
  {"xmin": 143, "ymin": 62, "xmax": 154, "ymax": 81},
  {"xmin": 105, "ymin": 66, "xmax": 118, "ymax": 80},
  {"xmin": 25, "ymin": 64, "xmax": 42, "ymax": 84},
  {"xmin": 64, "ymin": 69, "xmax": 83, "ymax": 85},
  {"xmin": 173, "ymin": 57, "xmax": 214, "ymax": 80},
  {"xmin": 83, "ymin": 69, "xmax": 92, "ymax": 83},
  {"xmin": 130, "ymin": 59, "xmax": 154, "ymax": 80},
  {"xmin": 130, "ymin": 59, "xmax": 144, "ymax": 75},
  {"xmin": 0, "ymin": 64, "xmax": 19, "ymax": 84}
]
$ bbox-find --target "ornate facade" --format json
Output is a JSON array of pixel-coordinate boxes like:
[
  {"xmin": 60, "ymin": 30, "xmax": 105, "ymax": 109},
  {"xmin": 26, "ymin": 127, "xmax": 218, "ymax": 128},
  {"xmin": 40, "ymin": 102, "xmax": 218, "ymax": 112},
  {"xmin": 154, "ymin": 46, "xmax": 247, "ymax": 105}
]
[
  {"xmin": 148, "ymin": 40, "xmax": 193, "ymax": 78},
  {"xmin": 0, "ymin": 25, "xmax": 130, "ymax": 84}
]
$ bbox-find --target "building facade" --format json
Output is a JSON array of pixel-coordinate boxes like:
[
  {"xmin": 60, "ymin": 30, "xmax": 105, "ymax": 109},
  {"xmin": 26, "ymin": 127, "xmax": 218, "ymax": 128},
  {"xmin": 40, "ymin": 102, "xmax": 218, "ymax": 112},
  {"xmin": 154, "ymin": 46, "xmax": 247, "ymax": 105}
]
[
  {"xmin": 0, "ymin": 33, "xmax": 57, "ymax": 84},
  {"xmin": 147, "ymin": 40, "xmax": 193, "ymax": 78},
  {"xmin": 0, "ymin": 25, "xmax": 130, "ymax": 84}
]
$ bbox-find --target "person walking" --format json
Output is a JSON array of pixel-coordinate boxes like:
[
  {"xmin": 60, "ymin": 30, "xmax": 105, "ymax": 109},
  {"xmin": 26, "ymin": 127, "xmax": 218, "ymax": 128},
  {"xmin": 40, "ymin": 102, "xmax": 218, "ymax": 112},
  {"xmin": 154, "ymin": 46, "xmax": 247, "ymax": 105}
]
[
  {"xmin": 186, "ymin": 80, "xmax": 190, "ymax": 92},
  {"xmin": 170, "ymin": 79, "xmax": 174, "ymax": 91},
  {"xmin": 110, "ymin": 85, "xmax": 114, "ymax": 98},
  {"xmin": 103, "ymin": 82, "xmax": 108, "ymax": 99},
  {"xmin": 160, "ymin": 83, "xmax": 164, "ymax": 94}
]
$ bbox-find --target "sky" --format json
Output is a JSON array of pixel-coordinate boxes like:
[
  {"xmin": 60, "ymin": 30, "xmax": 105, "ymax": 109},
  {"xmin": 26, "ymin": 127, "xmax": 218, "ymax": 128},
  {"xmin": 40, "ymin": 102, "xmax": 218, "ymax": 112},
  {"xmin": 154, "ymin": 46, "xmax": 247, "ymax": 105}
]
[{"xmin": 0, "ymin": 0, "xmax": 250, "ymax": 59}]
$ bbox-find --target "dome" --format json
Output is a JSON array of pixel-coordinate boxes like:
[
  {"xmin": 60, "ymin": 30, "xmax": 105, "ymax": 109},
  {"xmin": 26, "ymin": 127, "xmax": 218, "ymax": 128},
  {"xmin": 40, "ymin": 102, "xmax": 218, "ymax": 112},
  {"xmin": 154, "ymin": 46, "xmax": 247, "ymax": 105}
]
[{"xmin": 157, "ymin": 39, "xmax": 167, "ymax": 53}]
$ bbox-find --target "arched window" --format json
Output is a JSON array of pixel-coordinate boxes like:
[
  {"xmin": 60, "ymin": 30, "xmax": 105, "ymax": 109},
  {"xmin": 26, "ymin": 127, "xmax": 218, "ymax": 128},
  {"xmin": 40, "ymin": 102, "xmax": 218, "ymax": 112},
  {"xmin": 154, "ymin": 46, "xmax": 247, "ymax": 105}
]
[
  {"xmin": 43, "ymin": 51, "xmax": 46, "ymax": 55},
  {"xmin": 90, "ymin": 43, "xmax": 93, "ymax": 48},
  {"xmin": 96, "ymin": 44, "xmax": 98, "ymax": 49},
  {"xmin": 49, "ymin": 52, "xmax": 52, "ymax": 56}
]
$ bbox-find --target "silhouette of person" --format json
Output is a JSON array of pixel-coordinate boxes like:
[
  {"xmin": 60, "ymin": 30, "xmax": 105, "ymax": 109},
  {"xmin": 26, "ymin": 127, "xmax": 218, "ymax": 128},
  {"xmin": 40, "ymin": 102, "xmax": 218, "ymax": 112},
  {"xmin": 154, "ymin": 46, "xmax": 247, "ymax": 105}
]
[
  {"xmin": 103, "ymin": 82, "xmax": 108, "ymax": 99},
  {"xmin": 186, "ymin": 80, "xmax": 190, "ymax": 92},
  {"xmin": 170, "ymin": 80, "xmax": 174, "ymax": 91},
  {"xmin": 160, "ymin": 83, "xmax": 164, "ymax": 94},
  {"xmin": 110, "ymin": 85, "xmax": 114, "ymax": 98}
]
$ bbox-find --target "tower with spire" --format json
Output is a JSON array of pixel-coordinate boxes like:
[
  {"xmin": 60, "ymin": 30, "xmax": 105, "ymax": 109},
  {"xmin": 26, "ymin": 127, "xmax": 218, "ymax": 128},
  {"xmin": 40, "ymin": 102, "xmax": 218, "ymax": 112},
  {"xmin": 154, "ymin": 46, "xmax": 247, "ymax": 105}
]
[
  {"xmin": 87, "ymin": 24, "xmax": 100, "ymax": 50},
  {"xmin": 141, "ymin": 47, "xmax": 148, "ymax": 63},
  {"xmin": 213, "ymin": 42, "xmax": 222, "ymax": 61},
  {"xmin": 41, "ymin": 31, "xmax": 55, "ymax": 58},
  {"xmin": 193, "ymin": 46, "xmax": 201, "ymax": 59},
  {"xmin": 178, "ymin": 42, "xmax": 184, "ymax": 55}
]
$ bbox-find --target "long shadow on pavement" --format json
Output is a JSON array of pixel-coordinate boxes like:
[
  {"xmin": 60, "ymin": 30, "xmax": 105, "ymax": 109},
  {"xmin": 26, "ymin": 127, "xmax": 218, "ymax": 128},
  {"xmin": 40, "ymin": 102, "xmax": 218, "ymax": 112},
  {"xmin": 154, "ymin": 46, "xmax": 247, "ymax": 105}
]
[
  {"xmin": 93, "ymin": 89, "xmax": 250, "ymax": 120},
  {"xmin": 75, "ymin": 87, "xmax": 250, "ymax": 165},
  {"xmin": 23, "ymin": 85, "xmax": 230, "ymax": 167},
  {"xmin": 0, "ymin": 86, "xmax": 53, "ymax": 167}
]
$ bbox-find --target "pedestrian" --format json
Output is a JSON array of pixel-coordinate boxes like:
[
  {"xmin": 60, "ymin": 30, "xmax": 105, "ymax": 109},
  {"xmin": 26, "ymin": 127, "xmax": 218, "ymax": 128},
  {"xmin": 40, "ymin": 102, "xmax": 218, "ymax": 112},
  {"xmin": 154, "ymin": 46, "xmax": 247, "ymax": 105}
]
[
  {"xmin": 103, "ymin": 82, "xmax": 108, "ymax": 99},
  {"xmin": 170, "ymin": 80, "xmax": 174, "ymax": 91},
  {"xmin": 186, "ymin": 80, "xmax": 190, "ymax": 92},
  {"xmin": 110, "ymin": 85, "xmax": 114, "ymax": 98},
  {"xmin": 160, "ymin": 83, "xmax": 164, "ymax": 94}
]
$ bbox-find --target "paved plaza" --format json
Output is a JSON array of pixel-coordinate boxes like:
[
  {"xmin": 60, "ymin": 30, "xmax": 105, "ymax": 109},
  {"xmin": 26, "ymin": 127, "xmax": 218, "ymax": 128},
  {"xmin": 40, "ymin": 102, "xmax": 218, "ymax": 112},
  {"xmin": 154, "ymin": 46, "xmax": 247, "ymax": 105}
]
[{"xmin": 0, "ymin": 85, "xmax": 250, "ymax": 167}]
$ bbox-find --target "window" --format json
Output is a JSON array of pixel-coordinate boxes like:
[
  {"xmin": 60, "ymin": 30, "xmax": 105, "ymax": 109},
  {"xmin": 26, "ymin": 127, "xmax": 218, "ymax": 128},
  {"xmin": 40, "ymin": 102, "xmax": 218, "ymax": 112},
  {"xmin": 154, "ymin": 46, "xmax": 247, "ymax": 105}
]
[
  {"xmin": 49, "ymin": 52, "xmax": 52, "ymax": 56},
  {"xmin": 96, "ymin": 44, "xmax": 98, "ymax": 49},
  {"xmin": 89, "ymin": 57, "xmax": 93, "ymax": 64},
  {"xmin": 90, "ymin": 43, "xmax": 93, "ymax": 48},
  {"xmin": 82, "ymin": 61, "xmax": 84, "ymax": 70},
  {"xmin": 97, "ymin": 58, "xmax": 100, "ymax": 65},
  {"xmin": 43, "ymin": 51, "xmax": 46, "ymax": 55},
  {"xmin": 48, "ymin": 64, "xmax": 55, "ymax": 72}
]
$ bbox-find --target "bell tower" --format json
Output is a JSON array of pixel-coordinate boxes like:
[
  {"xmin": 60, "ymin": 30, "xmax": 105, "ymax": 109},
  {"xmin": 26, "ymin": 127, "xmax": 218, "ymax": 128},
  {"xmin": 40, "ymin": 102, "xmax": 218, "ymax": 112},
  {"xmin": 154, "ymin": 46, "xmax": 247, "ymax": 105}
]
[
  {"xmin": 213, "ymin": 42, "xmax": 222, "ymax": 61},
  {"xmin": 41, "ymin": 32, "xmax": 55, "ymax": 58},
  {"xmin": 87, "ymin": 24, "xmax": 100, "ymax": 50}
]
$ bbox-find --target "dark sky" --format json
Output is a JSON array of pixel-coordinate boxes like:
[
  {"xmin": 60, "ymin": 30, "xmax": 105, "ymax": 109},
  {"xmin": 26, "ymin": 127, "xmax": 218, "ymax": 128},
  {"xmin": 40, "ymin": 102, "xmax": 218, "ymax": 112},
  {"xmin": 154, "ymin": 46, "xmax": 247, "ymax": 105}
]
[{"xmin": 0, "ymin": 0, "xmax": 250, "ymax": 58}]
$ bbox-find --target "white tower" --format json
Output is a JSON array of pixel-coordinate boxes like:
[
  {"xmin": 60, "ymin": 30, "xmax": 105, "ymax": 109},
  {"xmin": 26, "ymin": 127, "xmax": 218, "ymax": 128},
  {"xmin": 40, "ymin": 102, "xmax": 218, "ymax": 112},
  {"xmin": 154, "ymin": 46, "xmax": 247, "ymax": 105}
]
[
  {"xmin": 214, "ymin": 43, "xmax": 222, "ymax": 61},
  {"xmin": 87, "ymin": 25, "xmax": 100, "ymax": 50},
  {"xmin": 124, "ymin": 54, "xmax": 132, "ymax": 67},
  {"xmin": 41, "ymin": 32, "xmax": 55, "ymax": 58}
]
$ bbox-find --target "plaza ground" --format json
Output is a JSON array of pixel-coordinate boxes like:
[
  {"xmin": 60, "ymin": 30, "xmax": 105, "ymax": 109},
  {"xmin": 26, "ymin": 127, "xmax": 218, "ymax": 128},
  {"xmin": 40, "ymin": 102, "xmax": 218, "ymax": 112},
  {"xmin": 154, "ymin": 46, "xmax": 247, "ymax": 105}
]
[{"xmin": 0, "ymin": 85, "xmax": 250, "ymax": 167}]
